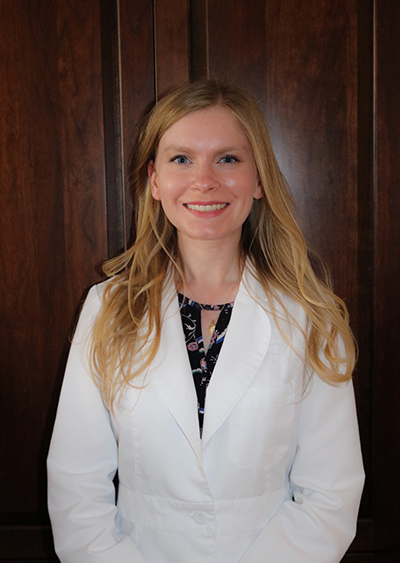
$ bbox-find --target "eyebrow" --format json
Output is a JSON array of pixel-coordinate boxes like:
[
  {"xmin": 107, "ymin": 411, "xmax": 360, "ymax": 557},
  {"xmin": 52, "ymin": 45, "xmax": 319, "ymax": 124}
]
[{"xmin": 162, "ymin": 145, "xmax": 250, "ymax": 154}]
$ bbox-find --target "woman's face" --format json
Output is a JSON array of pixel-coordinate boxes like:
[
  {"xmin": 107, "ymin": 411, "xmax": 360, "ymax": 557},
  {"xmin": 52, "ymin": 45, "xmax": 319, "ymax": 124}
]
[{"xmin": 148, "ymin": 106, "xmax": 262, "ymax": 248}]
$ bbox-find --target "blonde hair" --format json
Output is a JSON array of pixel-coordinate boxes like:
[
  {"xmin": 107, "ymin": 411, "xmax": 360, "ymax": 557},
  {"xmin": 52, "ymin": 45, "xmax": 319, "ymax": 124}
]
[{"xmin": 90, "ymin": 79, "xmax": 356, "ymax": 409}]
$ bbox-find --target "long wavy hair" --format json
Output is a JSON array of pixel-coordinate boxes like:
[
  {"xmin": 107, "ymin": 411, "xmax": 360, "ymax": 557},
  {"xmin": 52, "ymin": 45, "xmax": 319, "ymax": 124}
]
[{"xmin": 90, "ymin": 79, "xmax": 356, "ymax": 409}]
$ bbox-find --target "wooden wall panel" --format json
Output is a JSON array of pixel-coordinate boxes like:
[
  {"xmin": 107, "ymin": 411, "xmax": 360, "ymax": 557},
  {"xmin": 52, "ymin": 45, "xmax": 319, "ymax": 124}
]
[
  {"xmin": 202, "ymin": 0, "xmax": 268, "ymax": 94},
  {"xmin": 0, "ymin": 0, "xmax": 107, "ymax": 557},
  {"xmin": 203, "ymin": 0, "xmax": 378, "ymax": 558},
  {"xmin": 0, "ymin": 0, "xmax": 398, "ymax": 560},
  {"xmin": 190, "ymin": 0, "xmax": 208, "ymax": 80},
  {"xmin": 354, "ymin": 0, "xmax": 374, "ymax": 536},
  {"xmin": 154, "ymin": 0, "xmax": 190, "ymax": 98},
  {"xmin": 207, "ymin": 0, "xmax": 359, "ymax": 306},
  {"xmin": 118, "ymin": 0, "xmax": 155, "ymax": 240},
  {"xmin": 100, "ymin": 0, "xmax": 126, "ymax": 257},
  {"xmin": 373, "ymin": 0, "xmax": 400, "ymax": 554},
  {"xmin": 118, "ymin": 0, "xmax": 191, "ymax": 238}
]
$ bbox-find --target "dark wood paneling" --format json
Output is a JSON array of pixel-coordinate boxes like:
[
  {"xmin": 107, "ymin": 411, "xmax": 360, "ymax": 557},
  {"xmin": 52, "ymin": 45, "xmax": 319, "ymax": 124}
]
[
  {"xmin": 343, "ymin": 555, "xmax": 400, "ymax": 563},
  {"xmin": 206, "ymin": 0, "xmax": 268, "ymax": 96},
  {"xmin": 0, "ymin": 0, "xmax": 107, "ymax": 556},
  {"xmin": 0, "ymin": 0, "xmax": 398, "ymax": 559},
  {"xmin": 190, "ymin": 0, "xmax": 208, "ymax": 80},
  {"xmin": 0, "ymin": 526, "xmax": 55, "ymax": 560},
  {"xmin": 154, "ymin": 0, "xmax": 190, "ymax": 98},
  {"xmin": 118, "ymin": 0, "xmax": 155, "ymax": 238},
  {"xmin": 206, "ymin": 0, "xmax": 361, "ymax": 320},
  {"xmin": 100, "ymin": 0, "xmax": 126, "ymax": 257},
  {"xmin": 349, "ymin": 519, "xmax": 374, "ymax": 553},
  {"xmin": 354, "ymin": 0, "xmax": 374, "ymax": 525},
  {"xmin": 373, "ymin": 0, "xmax": 400, "ymax": 553},
  {"xmin": 204, "ymin": 0, "xmax": 377, "ymax": 555}
]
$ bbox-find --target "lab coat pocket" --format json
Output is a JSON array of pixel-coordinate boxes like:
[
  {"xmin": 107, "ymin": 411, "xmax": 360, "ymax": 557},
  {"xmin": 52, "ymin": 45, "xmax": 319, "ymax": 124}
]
[{"xmin": 229, "ymin": 384, "xmax": 295, "ymax": 468}]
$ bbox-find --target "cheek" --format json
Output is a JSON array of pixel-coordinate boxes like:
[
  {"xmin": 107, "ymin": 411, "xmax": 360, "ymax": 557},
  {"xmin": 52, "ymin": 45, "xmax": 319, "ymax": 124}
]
[
  {"xmin": 231, "ymin": 172, "xmax": 260, "ymax": 200},
  {"xmin": 157, "ymin": 178, "xmax": 186, "ymax": 203}
]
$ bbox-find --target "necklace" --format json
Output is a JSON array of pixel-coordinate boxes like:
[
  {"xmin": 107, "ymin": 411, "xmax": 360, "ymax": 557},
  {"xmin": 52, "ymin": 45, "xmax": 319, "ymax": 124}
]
[{"xmin": 184, "ymin": 280, "xmax": 238, "ymax": 336}]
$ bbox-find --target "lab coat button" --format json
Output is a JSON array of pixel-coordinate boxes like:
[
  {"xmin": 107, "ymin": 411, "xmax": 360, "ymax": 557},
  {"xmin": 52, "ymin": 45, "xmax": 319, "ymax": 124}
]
[{"xmin": 192, "ymin": 511, "xmax": 206, "ymax": 525}]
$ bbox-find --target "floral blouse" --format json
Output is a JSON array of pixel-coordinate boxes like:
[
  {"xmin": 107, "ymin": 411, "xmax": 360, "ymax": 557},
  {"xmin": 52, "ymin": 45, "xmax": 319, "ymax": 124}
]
[{"xmin": 178, "ymin": 293, "xmax": 234, "ymax": 437}]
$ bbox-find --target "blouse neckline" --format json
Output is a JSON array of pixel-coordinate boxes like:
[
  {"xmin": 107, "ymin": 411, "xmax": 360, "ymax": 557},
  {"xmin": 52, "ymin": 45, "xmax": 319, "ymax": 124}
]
[{"xmin": 178, "ymin": 292, "xmax": 234, "ymax": 311}]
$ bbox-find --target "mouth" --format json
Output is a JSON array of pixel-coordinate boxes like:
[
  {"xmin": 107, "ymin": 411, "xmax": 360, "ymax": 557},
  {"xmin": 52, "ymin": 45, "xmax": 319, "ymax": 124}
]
[{"xmin": 184, "ymin": 203, "xmax": 228, "ymax": 212}]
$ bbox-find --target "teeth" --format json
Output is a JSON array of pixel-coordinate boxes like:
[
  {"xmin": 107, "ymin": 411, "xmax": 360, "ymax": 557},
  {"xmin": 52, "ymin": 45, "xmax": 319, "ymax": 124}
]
[{"xmin": 186, "ymin": 203, "xmax": 227, "ymax": 212}]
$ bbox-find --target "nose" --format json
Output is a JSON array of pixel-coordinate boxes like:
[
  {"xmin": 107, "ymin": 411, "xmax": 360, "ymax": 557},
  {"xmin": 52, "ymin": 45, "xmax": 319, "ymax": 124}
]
[{"xmin": 190, "ymin": 162, "xmax": 220, "ymax": 192}]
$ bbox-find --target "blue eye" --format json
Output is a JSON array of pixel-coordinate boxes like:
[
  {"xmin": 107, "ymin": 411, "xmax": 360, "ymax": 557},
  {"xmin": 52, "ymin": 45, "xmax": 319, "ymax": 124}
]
[
  {"xmin": 172, "ymin": 155, "xmax": 190, "ymax": 164},
  {"xmin": 220, "ymin": 155, "xmax": 239, "ymax": 164}
]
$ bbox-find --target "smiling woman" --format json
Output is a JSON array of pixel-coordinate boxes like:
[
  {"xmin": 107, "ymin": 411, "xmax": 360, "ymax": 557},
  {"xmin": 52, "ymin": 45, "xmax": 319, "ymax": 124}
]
[
  {"xmin": 47, "ymin": 80, "xmax": 364, "ymax": 563},
  {"xmin": 148, "ymin": 106, "xmax": 262, "ymax": 248}
]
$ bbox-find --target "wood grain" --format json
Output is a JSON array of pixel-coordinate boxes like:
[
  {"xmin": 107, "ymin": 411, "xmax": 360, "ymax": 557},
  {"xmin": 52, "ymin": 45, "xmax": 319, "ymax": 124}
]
[
  {"xmin": 373, "ymin": 0, "xmax": 400, "ymax": 552},
  {"xmin": 203, "ymin": 0, "xmax": 376, "ymax": 554},
  {"xmin": 154, "ymin": 0, "xmax": 190, "ymax": 98},
  {"xmin": 100, "ymin": 0, "xmax": 126, "ymax": 257},
  {"xmin": 119, "ymin": 0, "xmax": 155, "ymax": 238},
  {"xmin": 0, "ymin": 0, "xmax": 399, "ymax": 559},
  {"xmin": 0, "ymin": 0, "xmax": 107, "ymax": 547}
]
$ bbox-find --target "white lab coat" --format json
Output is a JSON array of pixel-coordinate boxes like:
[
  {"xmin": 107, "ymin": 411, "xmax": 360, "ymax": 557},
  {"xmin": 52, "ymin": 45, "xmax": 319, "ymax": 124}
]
[{"xmin": 47, "ymin": 269, "xmax": 364, "ymax": 562}]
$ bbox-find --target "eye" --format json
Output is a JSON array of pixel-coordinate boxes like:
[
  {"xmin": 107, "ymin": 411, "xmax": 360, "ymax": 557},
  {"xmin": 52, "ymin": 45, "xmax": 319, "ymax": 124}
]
[
  {"xmin": 171, "ymin": 155, "xmax": 191, "ymax": 164},
  {"xmin": 219, "ymin": 155, "xmax": 240, "ymax": 164}
]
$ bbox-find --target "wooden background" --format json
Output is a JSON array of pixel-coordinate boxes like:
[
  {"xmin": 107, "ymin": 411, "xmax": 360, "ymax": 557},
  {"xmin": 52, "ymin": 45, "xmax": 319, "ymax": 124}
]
[{"xmin": 0, "ymin": 0, "xmax": 399, "ymax": 560}]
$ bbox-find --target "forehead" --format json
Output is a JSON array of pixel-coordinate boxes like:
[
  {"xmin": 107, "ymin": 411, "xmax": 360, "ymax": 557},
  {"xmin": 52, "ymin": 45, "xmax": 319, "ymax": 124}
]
[{"xmin": 158, "ymin": 106, "xmax": 250, "ymax": 150}]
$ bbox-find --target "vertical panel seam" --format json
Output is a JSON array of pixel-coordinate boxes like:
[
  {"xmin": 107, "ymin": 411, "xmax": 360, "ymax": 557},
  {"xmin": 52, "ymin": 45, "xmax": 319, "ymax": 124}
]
[
  {"xmin": 205, "ymin": 0, "xmax": 209, "ymax": 77},
  {"xmin": 116, "ymin": 0, "xmax": 127, "ymax": 250},
  {"xmin": 153, "ymin": 0, "xmax": 158, "ymax": 100}
]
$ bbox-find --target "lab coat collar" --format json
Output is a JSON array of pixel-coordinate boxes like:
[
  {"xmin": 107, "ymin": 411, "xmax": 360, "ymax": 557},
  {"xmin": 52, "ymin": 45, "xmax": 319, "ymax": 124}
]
[
  {"xmin": 201, "ymin": 269, "xmax": 272, "ymax": 445},
  {"xmin": 151, "ymin": 268, "xmax": 272, "ymax": 461}
]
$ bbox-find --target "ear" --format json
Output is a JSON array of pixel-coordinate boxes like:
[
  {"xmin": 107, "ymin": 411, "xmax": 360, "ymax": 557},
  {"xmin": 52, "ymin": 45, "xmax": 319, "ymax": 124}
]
[
  {"xmin": 253, "ymin": 180, "xmax": 263, "ymax": 200},
  {"xmin": 148, "ymin": 160, "xmax": 160, "ymax": 200}
]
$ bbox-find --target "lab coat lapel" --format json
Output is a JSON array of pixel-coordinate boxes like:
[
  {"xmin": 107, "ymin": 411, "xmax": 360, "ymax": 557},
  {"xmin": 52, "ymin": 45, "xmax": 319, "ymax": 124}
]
[
  {"xmin": 201, "ymin": 273, "xmax": 272, "ymax": 445},
  {"xmin": 151, "ymin": 284, "xmax": 202, "ymax": 461}
]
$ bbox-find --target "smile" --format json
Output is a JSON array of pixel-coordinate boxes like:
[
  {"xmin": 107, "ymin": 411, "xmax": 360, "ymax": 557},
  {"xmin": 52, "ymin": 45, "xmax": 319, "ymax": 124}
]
[{"xmin": 185, "ymin": 203, "xmax": 228, "ymax": 212}]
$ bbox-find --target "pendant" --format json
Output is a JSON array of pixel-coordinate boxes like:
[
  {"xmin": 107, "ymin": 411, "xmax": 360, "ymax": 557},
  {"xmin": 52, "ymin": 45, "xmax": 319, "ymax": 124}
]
[{"xmin": 208, "ymin": 319, "xmax": 216, "ymax": 336}]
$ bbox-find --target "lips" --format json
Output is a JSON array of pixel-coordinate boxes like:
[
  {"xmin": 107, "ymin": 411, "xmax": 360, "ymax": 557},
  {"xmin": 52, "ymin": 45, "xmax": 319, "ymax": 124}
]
[{"xmin": 184, "ymin": 203, "xmax": 228, "ymax": 212}]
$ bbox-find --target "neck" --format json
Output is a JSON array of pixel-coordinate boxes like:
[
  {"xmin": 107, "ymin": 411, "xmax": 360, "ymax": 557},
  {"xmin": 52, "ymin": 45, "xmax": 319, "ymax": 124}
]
[{"xmin": 178, "ymin": 236, "xmax": 243, "ymax": 304}]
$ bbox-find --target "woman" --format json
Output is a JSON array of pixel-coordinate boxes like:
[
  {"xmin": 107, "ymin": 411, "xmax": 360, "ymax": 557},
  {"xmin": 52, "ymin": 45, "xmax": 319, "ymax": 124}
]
[{"xmin": 47, "ymin": 80, "xmax": 364, "ymax": 563}]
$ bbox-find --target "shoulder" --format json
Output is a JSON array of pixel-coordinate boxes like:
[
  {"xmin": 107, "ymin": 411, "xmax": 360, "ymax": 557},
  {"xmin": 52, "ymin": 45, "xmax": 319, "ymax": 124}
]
[
  {"xmin": 241, "ymin": 265, "xmax": 306, "ymax": 326},
  {"xmin": 240, "ymin": 266, "xmax": 310, "ymax": 367},
  {"xmin": 83, "ymin": 279, "xmax": 109, "ymax": 312},
  {"xmin": 85, "ymin": 276, "xmax": 123, "ymax": 309},
  {"xmin": 74, "ymin": 278, "xmax": 114, "ymax": 337}
]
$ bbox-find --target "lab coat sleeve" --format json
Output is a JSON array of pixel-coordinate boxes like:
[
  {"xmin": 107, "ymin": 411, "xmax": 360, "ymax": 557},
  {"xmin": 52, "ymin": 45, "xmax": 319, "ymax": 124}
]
[
  {"xmin": 47, "ymin": 286, "xmax": 146, "ymax": 563},
  {"xmin": 238, "ymin": 374, "xmax": 365, "ymax": 563}
]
